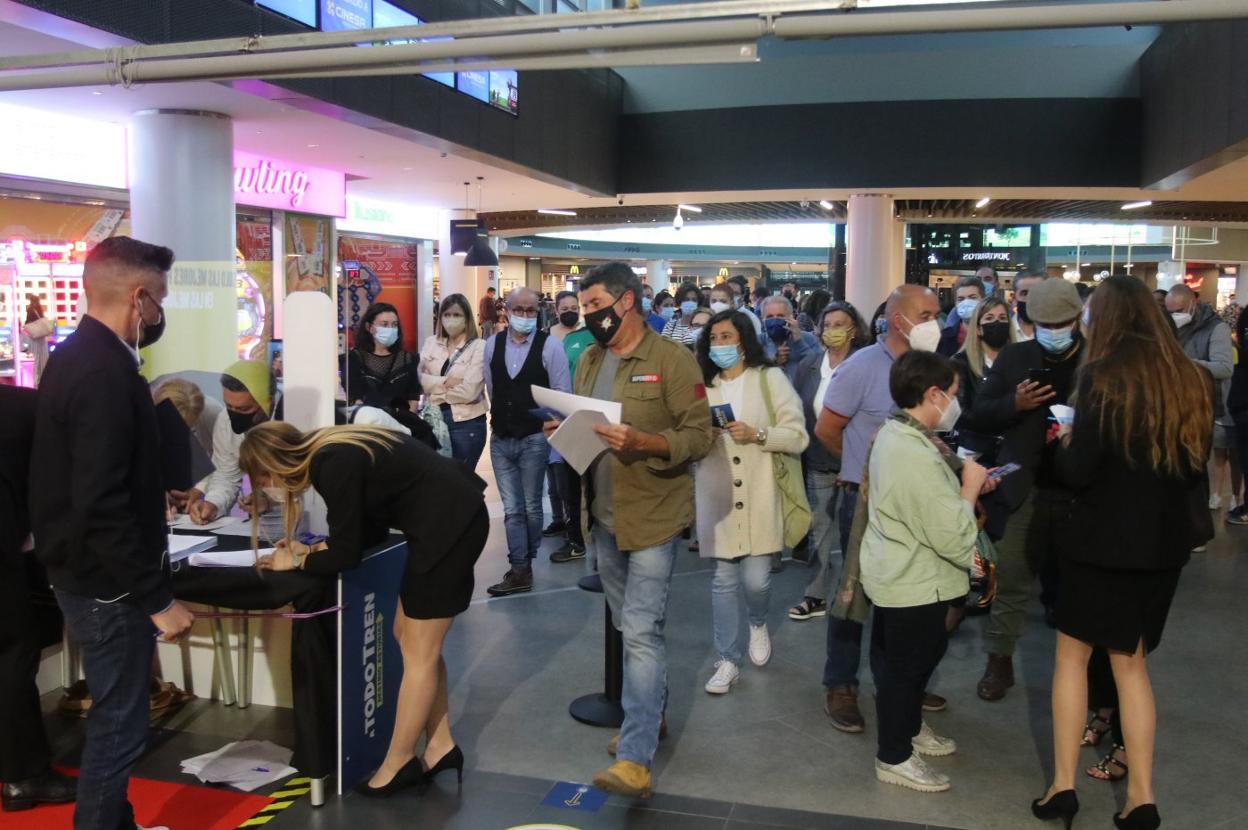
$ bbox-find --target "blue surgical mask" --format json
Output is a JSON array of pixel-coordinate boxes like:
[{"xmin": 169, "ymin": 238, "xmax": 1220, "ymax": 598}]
[
  {"xmin": 1035, "ymin": 324, "xmax": 1075, "ymax": 354},
  {"xmin": 510, "ymin": 315, "xmax": 537, "ymax": 335},
  {"xmin": 641, "ymin": 297, "xmax": 653, "ymax": 313},
  {"xmin": 956, "ymin": 298, "xmax": 979, "ymax": 321},
  {"xmin": 660, "ymin": 306, "xmax": 676, "ymax": 321},
  {"xmin": 373, "ymin": 325, "xmax": 399, "ymax": 347},
  {"xmin": 680, "ymin": 300, "xmax": 698, "ymax": 317},
  {"xmin": 709, "ymin": 345, "xmax": 741, "ymax": 370}
]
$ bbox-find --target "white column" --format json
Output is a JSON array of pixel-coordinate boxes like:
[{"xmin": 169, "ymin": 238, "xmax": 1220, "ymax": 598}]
[
  {"xmin": 129, "ymin": 109, "xmax": 236, "ymax": 378},
  {"xmin": 845, "ymin": 194, "xmax": 903, "ymax": 316},
  {"xmin": 438, "ymin": 208, "xmax": 475, "ymax": 305},
  {"xmin": 647, "ymin": 259, "xmax": 670, "ymax": 290},
  {"xmin": 416, "ymin": 240, "xmax": 435, "ymax": 346}
]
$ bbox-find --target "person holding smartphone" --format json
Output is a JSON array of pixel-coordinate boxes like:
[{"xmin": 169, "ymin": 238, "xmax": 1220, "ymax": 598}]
[{"xmin": 970, "ymin": 277, "xmax": 1085, "ymax": 702}]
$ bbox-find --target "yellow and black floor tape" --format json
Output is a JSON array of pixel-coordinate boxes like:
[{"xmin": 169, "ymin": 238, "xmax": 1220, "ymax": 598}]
[{"xmin": 236, "ymin": 776, "xmax": 312, "ymax": 828}]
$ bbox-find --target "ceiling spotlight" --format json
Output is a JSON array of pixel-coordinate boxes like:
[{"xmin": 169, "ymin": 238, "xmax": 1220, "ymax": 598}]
[
  {"xmin": 818, "ymin": 200, "xmax": 834, "ymax": 211},
  {"xmin": 1121, "ymin": 200, "xmax": 1153, "ymax": 210},
  {"xmin": 677, "ymin": 204, "xmax": 702, "ymax": 213},
  {"xmin": 537, "ymin": 209, "xmax": 577, "ymax": 216},
  {"xmin": 975, "ymin": 197, "xmax": 991, "ymax": 208},
  {"xmin": 673, "ymin": 209, "xmax": 684, "ymax": 230}
]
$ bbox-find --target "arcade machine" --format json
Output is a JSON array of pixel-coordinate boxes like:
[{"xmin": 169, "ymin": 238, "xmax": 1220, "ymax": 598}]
[
  {"xmin": 0, "ymin": 239, "xmax": 86, "ymax": 385},
  {"xmin": 236, "ymin": 246, "xmax": 268, "ymax": 361}
]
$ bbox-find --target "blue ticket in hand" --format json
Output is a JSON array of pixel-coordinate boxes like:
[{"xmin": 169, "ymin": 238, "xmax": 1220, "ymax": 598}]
[
  {"xmin": 710, "ymin": 403, "xmax": 735, "ymax": 429},
  {"xmin": 529, "ymin": 406, "xmax": 565, "ymax": 422}
]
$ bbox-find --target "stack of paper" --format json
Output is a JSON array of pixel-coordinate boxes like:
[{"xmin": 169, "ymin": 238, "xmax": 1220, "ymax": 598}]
[
  {"xmin": 188, "ymin": 548, "xmax": 274, "ymax": 568},
  {"xmin": 181, "ymin": 740, "xmax": 296, "ymax": 791},
  {"xmin": 531, "ymin": 386, "xmax": 622, "ymax": 475},
  {"xmin": 167, "ymin": 534, "xmax": 218, "ymax": 564},
  {"xmin": 169, "ymin": 514, "xmax": 243, "ymax": 532}
]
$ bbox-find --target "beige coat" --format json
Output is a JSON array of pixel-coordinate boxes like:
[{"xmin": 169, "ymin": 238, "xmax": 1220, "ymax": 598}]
[
  {"xmin": 695, "ymin": 366, "xmax": 808, "ymax": 559},
  {"xmin": 418, "ymin": 335, "xmax": 488, "ymax": 422}
]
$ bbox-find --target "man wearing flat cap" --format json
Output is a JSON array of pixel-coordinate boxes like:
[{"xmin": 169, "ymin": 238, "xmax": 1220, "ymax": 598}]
[{"xmin": 969, "ymin": 277, "xmax": 1085, "ymax": 701}]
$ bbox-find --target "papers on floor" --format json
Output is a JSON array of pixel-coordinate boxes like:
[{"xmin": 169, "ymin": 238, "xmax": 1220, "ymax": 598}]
[
  {"xmin": 1050, "ymin": 404, "xmax": 1075, "ymax": 425},
  {"xmin": 530, "ymin": 386, "xmax": 621, "ymax": 475},
  {"xmin": 167, "ymin": 534, "xmax": 218, "ymax": 563},
  {"xmin": 187, "ymin": 548, "xmax": 273, "ymax": 568},
  {"xmin": 181, "ymin": 740, "xmax": 295, "ymax": 791},
  {"xmin": 169, "ymin": 513, "xmax": 244, "ymax": 532}
]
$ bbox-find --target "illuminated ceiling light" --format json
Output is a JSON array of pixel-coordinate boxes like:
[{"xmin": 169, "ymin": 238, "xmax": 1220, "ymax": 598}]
[
  {"xmin": 975, "ymin": 197, "xmax": 991, "ymax": 208},
  {"xmin": 818, "ymin": 200, "xmax": 834, "ymax": 211},
  {"xmin": 677, "ymin": 204, "xmax": 702, "ymax": 213},
  {"xmin": 537, "ymin": 209, "xmax": 577, "ymax": 216},
  {"xmin": 306, "ymin": 143, "xmax": 319, "ymax": 148},
  {"xmin": 1121, "ymin": 200, "xmax": 1153, "ymax": 210}
]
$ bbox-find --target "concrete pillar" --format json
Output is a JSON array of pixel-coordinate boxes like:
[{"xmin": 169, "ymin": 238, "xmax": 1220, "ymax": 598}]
[
  {"xmin": 438, "ymin": 208, "xmax": 475, "ymax": 305},
  {"xmin": 416, "ymin": 240, "xmax": 434, "ymax": 346},
  {"xmin": 647, "ymin": 259, "xmax": 670, "ymax": 291},
  {"xmin": 846, "ymin": 194, "xmax": 903, "ymax": 316},
  {"xmin": 129, "ymin": 109, "xmax": 235, "ymax": 377}
]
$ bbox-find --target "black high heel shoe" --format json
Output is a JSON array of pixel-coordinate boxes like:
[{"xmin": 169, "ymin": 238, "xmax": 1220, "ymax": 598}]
[
  {"xmin": 355, "ymin": 755, "xmax": 428, "ymax": 798},
  {"xmin": 424, "ymin": 745, "xmax": 465, "ymax": 786},
  {"xmin": 1031, "ymin": 789, "xmax": 1079, "ymax": 830},
  {"xmin": 1114, "ymin": 804, "xmax": 1160, "ymax": 830}
]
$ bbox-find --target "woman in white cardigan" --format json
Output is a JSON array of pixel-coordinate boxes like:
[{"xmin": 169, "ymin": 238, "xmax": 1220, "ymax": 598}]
[{"xmin": 694, "ymin": 310, "xmax": 809, "ymax": 695}]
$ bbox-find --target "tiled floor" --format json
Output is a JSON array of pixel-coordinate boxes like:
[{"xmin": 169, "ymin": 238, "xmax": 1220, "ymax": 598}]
[{"xmin": 36, "ymin": 467, "xmax": 1248, "ymax": 830}]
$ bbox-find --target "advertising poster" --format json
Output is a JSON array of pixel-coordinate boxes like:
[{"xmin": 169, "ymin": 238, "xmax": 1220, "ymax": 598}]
[
  {"xmin": 285, "ymin": 213, "xmax": 333, "ymax": 296},
  {"xmin": 144, "ymin": 259, "xmax": 238, "ymax": 380},
  {"xmin": 320, "ymin": 0, "xmax": 371, "ymax": 31},
  {"xmin": 457, "ymin": 70, "xmax": 489, "ymax": 103},
  {"xmin": 236, "ymin": 214, "xmax": 275, "ymax": 361},
  {"xmin": 489, "ymin": 70, "xmax": 519, "ymax": 115},
  {"xmin": 257, "ymin": 0, "xmax": 317, "ymax": 26},
  {"xmin": 338, "ymin": 235, "xmax": 418, "ymax": 351}
]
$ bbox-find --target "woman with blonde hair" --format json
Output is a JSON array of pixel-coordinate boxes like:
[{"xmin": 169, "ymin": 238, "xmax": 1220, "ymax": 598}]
[
  {"xmin": 239, "ymin": 421, "xmax": 488, "ymax": 797},
  {"xmin": 1031, "ymin": 276, "xmax": 1211, "ymax": 830},
  {"xmin": 419, "ymin": 293, "xmax": 488, "ymax": 468}
]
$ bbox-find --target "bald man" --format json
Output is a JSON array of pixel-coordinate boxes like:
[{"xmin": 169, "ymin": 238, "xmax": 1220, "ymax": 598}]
[
  {"xmin": 482, "ymin": 287, "xmax": 572, "ymax": 596},
  {"xmin": 813, "ymin": 284, "xmax": 943, "ymax": 733},
  {"xmin": 30, "ymin": 236, "xmax": 194, "ymax": 830}
]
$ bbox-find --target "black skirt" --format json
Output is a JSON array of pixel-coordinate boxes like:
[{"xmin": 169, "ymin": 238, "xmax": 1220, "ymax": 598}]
[
  {"xmin": 399, "ymin": 504, "xmax": 489, "ymax": 620},
  {"xmin": 1055, "ymin": 557, "xmax": 1182, "ymax": 653}
]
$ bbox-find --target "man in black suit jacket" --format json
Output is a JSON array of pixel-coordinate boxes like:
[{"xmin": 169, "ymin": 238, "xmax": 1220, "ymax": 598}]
[
  {"xmin": 30, "ymin": 237, "xmax": 195, "ymax": 830},
  {"xmin": 0, "ymin": 385, "xmax": 77, "ymax": 811}
]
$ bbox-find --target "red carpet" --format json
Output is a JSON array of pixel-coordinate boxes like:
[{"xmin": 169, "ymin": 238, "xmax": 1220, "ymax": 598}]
[{"xmin": 2, "ymin": 772, "xmax": 274, "ymax": 830}]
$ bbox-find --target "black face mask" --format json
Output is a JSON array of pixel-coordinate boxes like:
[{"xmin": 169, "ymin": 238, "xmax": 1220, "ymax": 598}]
[
  {"xmin": 558, "ymin": 310, "xmax": 580, "ymax": 329},
  {"xmin": 585, "ymin": 297, "xmax": 625, "ymax": 347},
  {"xmin": 1016, "ymin": 301, "xmax": 1031, "ymax": 325},
  {"xmin": 980, "ymin": 321, "xmax": 1011, "ymax": 349},
  {"xmin": 228, "ymin": 408, "xmax": 263, "ymax": 435},
  {"xmin": 137, "ymin": 293, "xmax": 166, "ymax": 348}
]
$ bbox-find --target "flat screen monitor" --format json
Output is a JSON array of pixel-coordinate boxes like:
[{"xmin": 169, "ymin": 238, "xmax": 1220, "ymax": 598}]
[
  {"xmin": 320, "ymin": 0, "xmax": 372, "ymax": 32},
  {"xmin": 489, "ymin": 70, "xmax": 518, "ymax": 115},
  {"xmin": 372, "ymin": 0, "xmax": 418, "ymax": 30},
  {"xmin": 258, "ymin": 0, "xmax": 317, "ymax": 27},
  {"xmin": 457, "ymin": 70, "xmax": 490, "ymax": 103}
]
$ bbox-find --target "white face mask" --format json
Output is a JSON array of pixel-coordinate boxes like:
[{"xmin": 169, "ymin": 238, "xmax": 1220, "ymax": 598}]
[
  {"xmin": 709, "ymin": 301, "xmax": 732, "ymax": 315},
  {"xmin": 935, "ymin": 391, "xmax": 962, "ymax": 433},
  {"xmin": 1171, "ymin": 311, "xmax": 1193, "ymax": 328},
  {"xmin": 902, "ymin": 315, "xmax": 942, "ymax": 352}
]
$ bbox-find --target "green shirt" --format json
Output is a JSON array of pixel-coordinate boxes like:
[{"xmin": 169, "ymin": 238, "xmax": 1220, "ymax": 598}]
[
  {"xmin": 859, "ymin": 418, "xmax": 977, "ymax": 608},
  {"xmin": 564, "ymin": 328, "xmax": 596, "ymax": 380}
]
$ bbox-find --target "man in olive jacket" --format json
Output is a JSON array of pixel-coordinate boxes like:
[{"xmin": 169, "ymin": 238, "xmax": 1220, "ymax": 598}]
[{"xmin": 547, "ymin": 262, "xmax": 713, "ymax": 798}]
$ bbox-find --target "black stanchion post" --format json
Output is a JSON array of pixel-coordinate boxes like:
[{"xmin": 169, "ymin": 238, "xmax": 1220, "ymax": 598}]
[{"xmin": 569, "ymin": 577, "xmax": 625, "ymax": 727}]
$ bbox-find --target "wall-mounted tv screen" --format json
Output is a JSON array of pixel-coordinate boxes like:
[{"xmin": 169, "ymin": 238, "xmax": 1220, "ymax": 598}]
[
  {"xmin": 258, "ymin": 0, "xmax": 317, "ymax": 27},
  {"xmin": 489, "ymin": 70, "xmax": 518, "ymax": 116},
  {"xmin": 457, "ymin": 70, "xmax": 489, "ymax": 103},
  {"xmin": 320, "ymin": 0, "xmax": 372, "ymax": 32}
]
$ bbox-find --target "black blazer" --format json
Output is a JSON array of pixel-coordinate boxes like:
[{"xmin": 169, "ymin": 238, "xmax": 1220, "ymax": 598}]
[
  {"xmin": 30, "ymin": 316, "xmax": 173, "ymax": 614},
  {"xmin": 1055, "ymin": 370, "xmax": 1208, "ymax": 571},
  {"xmin": 341, "ymin": 348, "xmax": 422, "ymax": 410},
  {"xmin": 0, "ymin": 386, "xmax": 37, "ymax": 557},
  {"xmin": 304, "ymin": 436, "xmax": 487, "ymax": 576}
]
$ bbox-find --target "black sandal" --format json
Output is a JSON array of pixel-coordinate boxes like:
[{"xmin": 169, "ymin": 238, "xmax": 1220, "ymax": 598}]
[
  {"xmin": 1081, "ymin": 712, "xmax": 1112, "ymax": 747},
  {"xmin": 1086, "ymin": 744, "xmax": 1128, "ymax": 781}
]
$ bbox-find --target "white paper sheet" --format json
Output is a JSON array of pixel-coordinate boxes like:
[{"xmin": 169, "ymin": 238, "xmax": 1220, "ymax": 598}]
[
  {"xmin": 530, "ymin": 385, "xmax": 621, "ymax": 424},
  {"xmin": 169, "ymin": 514, "xmax": 244, "ymax": 532},
  {"xmin": 187, "ymin": 548, "xmax": 273, "ymax": 568},
  {"xmin": 547, "ymin": 409, "xmax": 612, "ymax": 475},
  {"xmin": 1050, "ymin": 404, "xmax": 1075, "ymax": 425},
  {"xmin": 182, "ymin": 740, "xmax": 295, "ymax": 791},
  {"xmin": 167, "ymin": 534, "xmax": 218, "ymax": 563}
]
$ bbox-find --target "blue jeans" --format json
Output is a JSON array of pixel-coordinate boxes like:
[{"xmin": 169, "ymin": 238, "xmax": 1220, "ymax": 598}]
[
  {"xmin": 802, "ymin": 469, "xmax": 841, "ymax": 602},
  {"xmin": 822, "ymin": 488, "xmax": 884, "ymax": 690},
  {"xmin": 55, "ymin": 590, "xmax": 156, "ymax": 830},
  {"xmin": 593, "ymin": 525, "xmax": 678, "ymax": 767},
  {"xmin": 491, "ymin": 433, "xmax": 549, "ymax": 570},
  {"xmin": 445, "ymin": 412, "xmax": 487, "ymax": 471},
  {"xmin": 711, "ymin": 555, "xmax": 772, "ymax": 665}
]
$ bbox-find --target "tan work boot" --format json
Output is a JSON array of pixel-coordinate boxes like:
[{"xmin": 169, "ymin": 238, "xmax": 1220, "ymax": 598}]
[
  {"xmin": 607, "ymin": 716, "xmax": 668, "ymax": 756},
  {"xmin": 977, "ymin": 653, "xmax": 1015, "ymax": 701},
  {"xmin": 592, "ymin": 760, "xmax": 652, "ymax": 798},
  {"xmin": 824, "ymin": 685, "xmax": 865, "ymax": 733}
]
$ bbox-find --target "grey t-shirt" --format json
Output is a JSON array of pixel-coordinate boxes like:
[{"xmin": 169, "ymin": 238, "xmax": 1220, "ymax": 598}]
[{"xmin": 589, "ymin": 351, "xmax": 622, "ymax": 529}]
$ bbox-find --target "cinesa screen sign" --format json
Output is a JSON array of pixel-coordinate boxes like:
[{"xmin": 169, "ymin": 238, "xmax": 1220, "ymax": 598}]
[{"xmin": 321, "ymin": 0, "xmax": 371, "ymax": 31}]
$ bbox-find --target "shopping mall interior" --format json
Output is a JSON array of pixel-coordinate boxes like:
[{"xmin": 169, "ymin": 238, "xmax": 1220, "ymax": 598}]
[{"xmin": 2, "ymin": 1, "xmax": 1247, "ymax": 829}]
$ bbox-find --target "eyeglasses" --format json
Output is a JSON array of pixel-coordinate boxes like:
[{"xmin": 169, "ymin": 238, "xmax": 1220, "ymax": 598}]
[{"xmin": 511, "ymin": 307, "xmax": 539, "ymax": 317}]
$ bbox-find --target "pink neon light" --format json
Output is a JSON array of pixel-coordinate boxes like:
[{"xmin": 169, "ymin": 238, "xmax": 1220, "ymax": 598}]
[{"xmin": 233, "ymin": 151, "xmax": 346, "ymax": 217}]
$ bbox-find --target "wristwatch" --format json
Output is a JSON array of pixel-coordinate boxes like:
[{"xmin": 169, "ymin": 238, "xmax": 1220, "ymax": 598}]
[{"xmin": 756, "ymin": 427, "xmax": 768, "ymax": 445}]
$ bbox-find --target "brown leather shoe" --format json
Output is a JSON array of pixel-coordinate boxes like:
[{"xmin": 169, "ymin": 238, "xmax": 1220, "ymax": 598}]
[
  {"xmin": 977, "ymin": 653, "xmax": 1015, "ymax": 701},
  {"xmin": 824, "ymin": 686, "xmax": 865, "ymax": 733},
  {"xmin": 921, "ymin": 691, "xmax": 947, "ymax": 712},
  {"xmin": 486, "ymin": 568, "xmax": 533, "ymax": 597},
  {"xmin": 607, "ymin": 715, "xmax": 668, "ymax": 756}
]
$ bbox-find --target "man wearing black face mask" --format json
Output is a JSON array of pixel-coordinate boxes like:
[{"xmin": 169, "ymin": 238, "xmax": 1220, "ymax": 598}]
[
  {"xmin": 1012, "ymin": 272, "xmax": 1046, "ymax": 341},
  {"xmin": 544, "ymin": 291, "xmax": 591, "ymax": 562},
  {"xmin": 31, "ymin": 237, "xmax": 195, "ymax": 829},
  {"xmin": 177, "ymin": 359, "xmax": 280, "ymax": 525}
]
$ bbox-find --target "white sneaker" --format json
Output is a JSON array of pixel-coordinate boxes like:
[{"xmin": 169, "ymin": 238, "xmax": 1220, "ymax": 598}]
[
  {"xmin": 748, "ymin": 624, "xmax": 772, "ymax": 667},
  {"xmin": 911, "ymin": 720, "xmax": 957, "ymax": 757},
  {"xmin": 874, "ymin": 753, "xmax": 951, "ymax": 793},
  {"xmin": 704, "ymin": 660, "xmax": 739, "ymax": 694},
  {"xmin": 1210, "ymin": 493, "xmax": 1223, "ymax": 510}
]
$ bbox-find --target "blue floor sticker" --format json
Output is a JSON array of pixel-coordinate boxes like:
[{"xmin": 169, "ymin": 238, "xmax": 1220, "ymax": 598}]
[{"xmin": 541, "ymin": 781, "xmax": 608, "ymax": 812}]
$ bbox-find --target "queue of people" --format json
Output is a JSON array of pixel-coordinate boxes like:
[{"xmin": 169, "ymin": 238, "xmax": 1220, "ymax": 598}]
[{"xmin": 0, "ymin": 242, "xmax": 1216, "ymax": 830}]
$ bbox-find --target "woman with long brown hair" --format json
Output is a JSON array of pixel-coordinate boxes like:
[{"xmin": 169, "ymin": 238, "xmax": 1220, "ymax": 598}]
[
  {"xmin": 239, "ymin": 421, "xmax": 488, "ymax": 797},
  {"xmin": 1031, "ymin": 276, "xmax": 1211, "ymax": 830}
]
